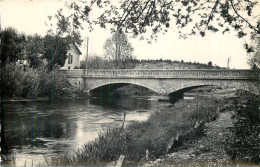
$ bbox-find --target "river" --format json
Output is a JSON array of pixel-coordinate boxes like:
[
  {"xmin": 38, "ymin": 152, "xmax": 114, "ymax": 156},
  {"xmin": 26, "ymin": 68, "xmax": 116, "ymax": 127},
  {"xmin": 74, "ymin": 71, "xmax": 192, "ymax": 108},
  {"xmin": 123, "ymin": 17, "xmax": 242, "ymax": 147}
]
[{"xmin": 1, "ymin": 96, "xmax": 163, "ymax": 166}]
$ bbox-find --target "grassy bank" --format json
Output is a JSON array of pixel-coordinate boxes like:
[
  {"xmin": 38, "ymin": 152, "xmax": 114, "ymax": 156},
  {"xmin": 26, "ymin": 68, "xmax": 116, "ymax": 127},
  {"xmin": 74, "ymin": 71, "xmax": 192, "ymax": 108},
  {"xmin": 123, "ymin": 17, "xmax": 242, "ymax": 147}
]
[{"xmin": 147, "ymin": 91, "xmax": 259, "ymax": 166}]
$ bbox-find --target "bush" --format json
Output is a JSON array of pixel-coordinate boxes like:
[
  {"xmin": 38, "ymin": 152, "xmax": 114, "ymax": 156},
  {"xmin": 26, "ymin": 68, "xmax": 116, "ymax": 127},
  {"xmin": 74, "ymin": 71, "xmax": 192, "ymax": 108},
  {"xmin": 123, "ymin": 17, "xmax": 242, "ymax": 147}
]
[
  {"xmin": 228, "ymin": 98, "xmax": 259, "ymax": 163},
  {"xmin": 37, "ymin": 67, "xmax": 70, "ymax": 98},
  {"xmin": 1, "ymin": 63, "xmax": 40, "ymax": 99},
  {"xmin": 20, "ymin": 68, "xmax": 40, "ymax": 98},
  {"xmin": 1, "ymin": 63, "xmax": 70, "ymax": 99},
  {"xmin": 1, "ymin": 63, "xmax": 23, "ymax": 98}
]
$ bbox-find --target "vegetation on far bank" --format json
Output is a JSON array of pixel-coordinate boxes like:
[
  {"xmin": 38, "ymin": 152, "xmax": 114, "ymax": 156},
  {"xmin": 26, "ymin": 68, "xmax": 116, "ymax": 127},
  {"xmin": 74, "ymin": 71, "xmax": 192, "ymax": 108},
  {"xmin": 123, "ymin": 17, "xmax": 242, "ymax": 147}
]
[
  {"xmin": 0, "ymin": 27, "xmax": 78, "ymax": 101},
  {"xmin": 79, "ymin": 56, "xmax": 225, "ymax": 70},
  {"xmin": 1, "ymin": 63, "xmax": 71, "ymax": 101}
]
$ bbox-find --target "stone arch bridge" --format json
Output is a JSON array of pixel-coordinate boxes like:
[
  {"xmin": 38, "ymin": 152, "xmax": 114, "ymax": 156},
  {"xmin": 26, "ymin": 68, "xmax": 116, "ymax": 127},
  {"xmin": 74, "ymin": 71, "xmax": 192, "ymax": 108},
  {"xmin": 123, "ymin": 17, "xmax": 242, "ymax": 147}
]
[{"xmin": 60, "ymin": 69, "xmax": 259, "ymax": 96}]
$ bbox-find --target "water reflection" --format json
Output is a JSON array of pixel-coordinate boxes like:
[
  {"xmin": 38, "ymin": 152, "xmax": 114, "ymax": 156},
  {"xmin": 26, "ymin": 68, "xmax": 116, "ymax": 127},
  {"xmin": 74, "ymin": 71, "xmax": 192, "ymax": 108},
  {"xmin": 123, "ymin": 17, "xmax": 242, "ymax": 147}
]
[{"xmin": 1, "ymin": 96, "xmax": 159, "ymax": 166}]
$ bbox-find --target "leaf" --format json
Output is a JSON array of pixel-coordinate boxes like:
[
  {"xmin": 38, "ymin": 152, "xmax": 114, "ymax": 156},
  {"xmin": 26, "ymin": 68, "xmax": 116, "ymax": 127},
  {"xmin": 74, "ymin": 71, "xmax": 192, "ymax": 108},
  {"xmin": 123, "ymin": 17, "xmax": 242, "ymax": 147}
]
[
  {"xmin": 207, "ymin": 26, "xmax": 219, "ymax": 32},
  {"xmin": 234, "ymin": 24, "xmax": 241, "ymax": 31},
  {"xmin": 222, "ymin": 28, "xmax": 230, "ymax": 34},
  {"xmin": 238, "ymin": 31, "xmax": 247, "ymax": 38},
  {"xmin": 200, "ymin": 31, "xmax": 205, "ymax": 37},
  {"xmin": 181, "ymin": 0, "xmax": 189, "ymax": 6},
  {"xmin": 84, "ymin": 6, "xmax": 91, "ymax": 16}
]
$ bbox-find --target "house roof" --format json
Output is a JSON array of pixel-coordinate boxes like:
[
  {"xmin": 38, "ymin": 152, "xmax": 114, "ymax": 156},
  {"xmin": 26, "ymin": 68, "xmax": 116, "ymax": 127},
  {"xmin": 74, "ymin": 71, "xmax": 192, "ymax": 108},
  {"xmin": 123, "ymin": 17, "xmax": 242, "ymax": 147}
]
[{"xmin": 70, "ymin": 43, "xmax": 82, "ymax": 55}]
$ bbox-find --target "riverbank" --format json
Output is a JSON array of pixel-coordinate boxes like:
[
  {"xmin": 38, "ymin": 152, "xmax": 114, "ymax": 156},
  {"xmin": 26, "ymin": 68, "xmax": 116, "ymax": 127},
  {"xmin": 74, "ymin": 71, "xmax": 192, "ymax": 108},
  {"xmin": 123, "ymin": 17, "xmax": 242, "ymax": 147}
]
[
  {"xmin": 0, "ymin": 89, "xmax": 89, "ymax": 103},
  {"xmin": 2, "ymin": 87, "xmax": 258, "ymax": 166},
  {"xmin": 38, "ymin": 87, "xmax": 260, "ymax": 166},
  {"xmin": 140, "ymin": 88, "xmax": 259, "ymax": 166},
  {"xmin": 1, "ymin": 97, "xmax": 49, "ymax": 103},
  {"xmin": 143, "ymin": 111, "xmax": 239, "ymax": 166}
]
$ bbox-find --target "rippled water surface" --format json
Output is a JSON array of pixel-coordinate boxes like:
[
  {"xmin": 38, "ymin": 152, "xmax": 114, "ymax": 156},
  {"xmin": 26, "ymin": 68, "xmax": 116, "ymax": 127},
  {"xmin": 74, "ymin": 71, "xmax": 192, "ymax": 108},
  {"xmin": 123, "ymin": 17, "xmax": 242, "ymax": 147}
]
[{"xmin": 2, "ymin": 96, "xmax": 161, "ymax": 166}]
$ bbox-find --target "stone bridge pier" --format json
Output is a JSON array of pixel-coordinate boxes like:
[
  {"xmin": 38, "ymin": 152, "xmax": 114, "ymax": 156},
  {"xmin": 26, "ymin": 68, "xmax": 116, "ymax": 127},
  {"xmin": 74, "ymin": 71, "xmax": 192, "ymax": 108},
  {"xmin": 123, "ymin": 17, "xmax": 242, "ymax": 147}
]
[{"xmin": 60, "ymin": 69, "xmax": 259, "ymax": 96}]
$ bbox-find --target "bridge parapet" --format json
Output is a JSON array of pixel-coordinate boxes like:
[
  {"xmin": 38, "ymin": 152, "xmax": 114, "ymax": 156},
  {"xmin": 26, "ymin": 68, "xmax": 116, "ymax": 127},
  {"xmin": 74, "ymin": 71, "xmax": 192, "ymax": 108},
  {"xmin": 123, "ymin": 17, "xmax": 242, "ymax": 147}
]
[
  {"xmin": 60, "ymin": 69, "xmax": 85, "ymax": 75},
  {"xmin": 61, "ymin": 69, "xmax": 259, "ymax": 80}
]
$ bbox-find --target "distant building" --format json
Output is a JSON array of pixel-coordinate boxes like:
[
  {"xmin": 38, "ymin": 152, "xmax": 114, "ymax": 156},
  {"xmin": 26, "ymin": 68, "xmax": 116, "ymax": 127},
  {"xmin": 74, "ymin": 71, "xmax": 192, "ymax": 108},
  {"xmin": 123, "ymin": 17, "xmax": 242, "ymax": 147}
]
[{"xmin": 61, "ymin": 43, "xmax": 82, "ymax": 69}]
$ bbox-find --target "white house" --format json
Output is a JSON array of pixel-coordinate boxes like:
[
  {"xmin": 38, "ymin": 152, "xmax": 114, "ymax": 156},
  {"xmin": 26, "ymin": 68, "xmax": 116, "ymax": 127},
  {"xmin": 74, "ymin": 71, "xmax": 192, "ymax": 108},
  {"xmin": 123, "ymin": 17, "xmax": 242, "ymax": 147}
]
[{"xmin": 61, "ymin": 43, "xmax": 82, "ymax": 69}]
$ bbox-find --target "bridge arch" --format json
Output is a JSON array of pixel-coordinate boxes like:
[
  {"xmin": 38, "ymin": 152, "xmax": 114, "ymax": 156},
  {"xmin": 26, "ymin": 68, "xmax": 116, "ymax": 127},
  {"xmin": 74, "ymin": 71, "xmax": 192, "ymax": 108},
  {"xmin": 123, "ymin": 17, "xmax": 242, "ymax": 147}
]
[
  {"xmin": 165, "ymin": 80, "xmax": 259, "ymax": 95},
  {"xmin": 87, "ymin": 79, "xmax": 259, "ymax": 96},
  {"xmin": 88, "ymin": 80, "xmax": 158, "ymax": 95}
]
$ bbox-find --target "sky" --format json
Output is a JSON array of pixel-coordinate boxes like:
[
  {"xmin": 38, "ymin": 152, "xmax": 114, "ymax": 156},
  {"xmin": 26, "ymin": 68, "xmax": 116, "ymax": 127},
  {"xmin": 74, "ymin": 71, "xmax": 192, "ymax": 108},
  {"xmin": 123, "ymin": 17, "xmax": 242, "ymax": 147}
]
[{"xmin": 0, "ymin": 0, "xmax": 255, "ymax": 69}]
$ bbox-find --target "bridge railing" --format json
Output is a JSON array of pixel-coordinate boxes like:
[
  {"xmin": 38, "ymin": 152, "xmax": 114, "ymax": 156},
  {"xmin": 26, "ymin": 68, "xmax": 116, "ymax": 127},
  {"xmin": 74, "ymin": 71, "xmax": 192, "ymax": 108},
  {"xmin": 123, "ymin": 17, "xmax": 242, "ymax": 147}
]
[{"xmin": 61, "ymin": 69, "xmax": 259, "ymax": 80}]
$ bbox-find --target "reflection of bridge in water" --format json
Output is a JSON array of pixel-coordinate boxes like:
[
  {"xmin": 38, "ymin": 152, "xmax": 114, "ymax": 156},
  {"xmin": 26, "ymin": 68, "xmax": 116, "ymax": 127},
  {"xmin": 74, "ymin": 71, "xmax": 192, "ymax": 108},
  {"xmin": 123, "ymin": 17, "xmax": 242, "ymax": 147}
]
[{"xmin": 60, "ymin": 69, "xmax": 259, "ymax": 95}]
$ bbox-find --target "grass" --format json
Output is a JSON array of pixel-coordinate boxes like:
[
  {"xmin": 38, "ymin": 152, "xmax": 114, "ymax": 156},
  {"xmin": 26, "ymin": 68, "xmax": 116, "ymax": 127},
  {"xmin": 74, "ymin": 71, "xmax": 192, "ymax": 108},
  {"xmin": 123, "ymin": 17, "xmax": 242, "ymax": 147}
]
[{"xmin": 42, "ymin": 95, "xmax": 228, "ymax": 166}]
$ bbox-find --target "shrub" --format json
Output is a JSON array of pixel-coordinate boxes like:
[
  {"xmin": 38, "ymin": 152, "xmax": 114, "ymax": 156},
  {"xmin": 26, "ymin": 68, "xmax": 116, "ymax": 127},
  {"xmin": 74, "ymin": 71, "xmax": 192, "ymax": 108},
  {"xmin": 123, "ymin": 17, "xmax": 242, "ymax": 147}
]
[
  {"xmin": 1, "ymin": 63, "xmax": 70, "ymax": 99},
  {"xmin": 37, "ymin": 67, "xmax": 70, "ymax": 98},
  {"xmin": 228, "ymin": 98, "xmax": 259, "ymax": 164},
  {"xmin": 1, "ymin": 63, "xmax": 40, "ymax": 99},
  {"xmin": 1, "ymin": 63, "xmax": 23, "ymax": 98},
  {"xmin": 20, "ymin": 68, "xmax": 40, "ymax": 98}
]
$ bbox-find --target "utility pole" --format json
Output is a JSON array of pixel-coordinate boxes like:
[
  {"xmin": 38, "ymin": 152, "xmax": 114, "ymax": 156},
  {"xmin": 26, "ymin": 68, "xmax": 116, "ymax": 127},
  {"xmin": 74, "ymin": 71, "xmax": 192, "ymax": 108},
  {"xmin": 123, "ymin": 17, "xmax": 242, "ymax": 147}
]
[
  {"xmin": 227, "ymin": 56, "xmax": 231, "ymax": 69},
  {"xmin": 83, "ymin": 37, "xmax": 89, "ymax": 92},
  {"xmin": 85, "ymin": 37, "xmax": 89, "ymax": 70}
]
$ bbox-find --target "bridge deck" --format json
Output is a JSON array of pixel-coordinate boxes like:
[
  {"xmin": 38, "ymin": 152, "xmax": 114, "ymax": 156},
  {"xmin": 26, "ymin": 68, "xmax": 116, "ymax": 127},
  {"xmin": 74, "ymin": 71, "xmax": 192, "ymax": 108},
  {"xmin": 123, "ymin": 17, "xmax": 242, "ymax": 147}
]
[{"xmin": 60, "ymin": 69, "xmax": 259, "ymax": 80}]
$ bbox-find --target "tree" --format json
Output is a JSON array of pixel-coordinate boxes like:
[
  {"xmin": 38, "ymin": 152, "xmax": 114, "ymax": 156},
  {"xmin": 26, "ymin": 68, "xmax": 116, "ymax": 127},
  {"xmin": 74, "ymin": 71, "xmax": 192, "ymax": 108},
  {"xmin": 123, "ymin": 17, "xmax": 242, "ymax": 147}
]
[
  {"xmin": 248, "ymin": 32, "xmax": 260, "ymax": 69},
  {"xmin": 0, "ymin": 27, "xmax": 26, "ymax": 65},
  {"xmin": 47, "ymin": 8, "xmax": 83, "ymax": 45},
  {"xmin": 44, "ymin": 7, "xmax": 83, "ymax": 71},
  {"xmin": 24, "ymin": 34, "xmax": 45, "ymax": 68},
  {"xmin": 62, "ymin": 1, "xmax": 259, "ymax": 39},
  {"xmin": 55, "ymin": 0, "xmax": 260, "ymax": 67},
  {"xmin": 87, "ymin": 54, "xmax": 104, "ymax": 69},
  {"xmin": 208, "ymin": 61, "xmax": 213, "ymax": 66},
  {"xmin": 103, "ymin": 31, "xmax": 134, "ymax": 68},
  {"xmin": 42, "ymin": 35, "xmax": 69, "ymax": 70}
]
